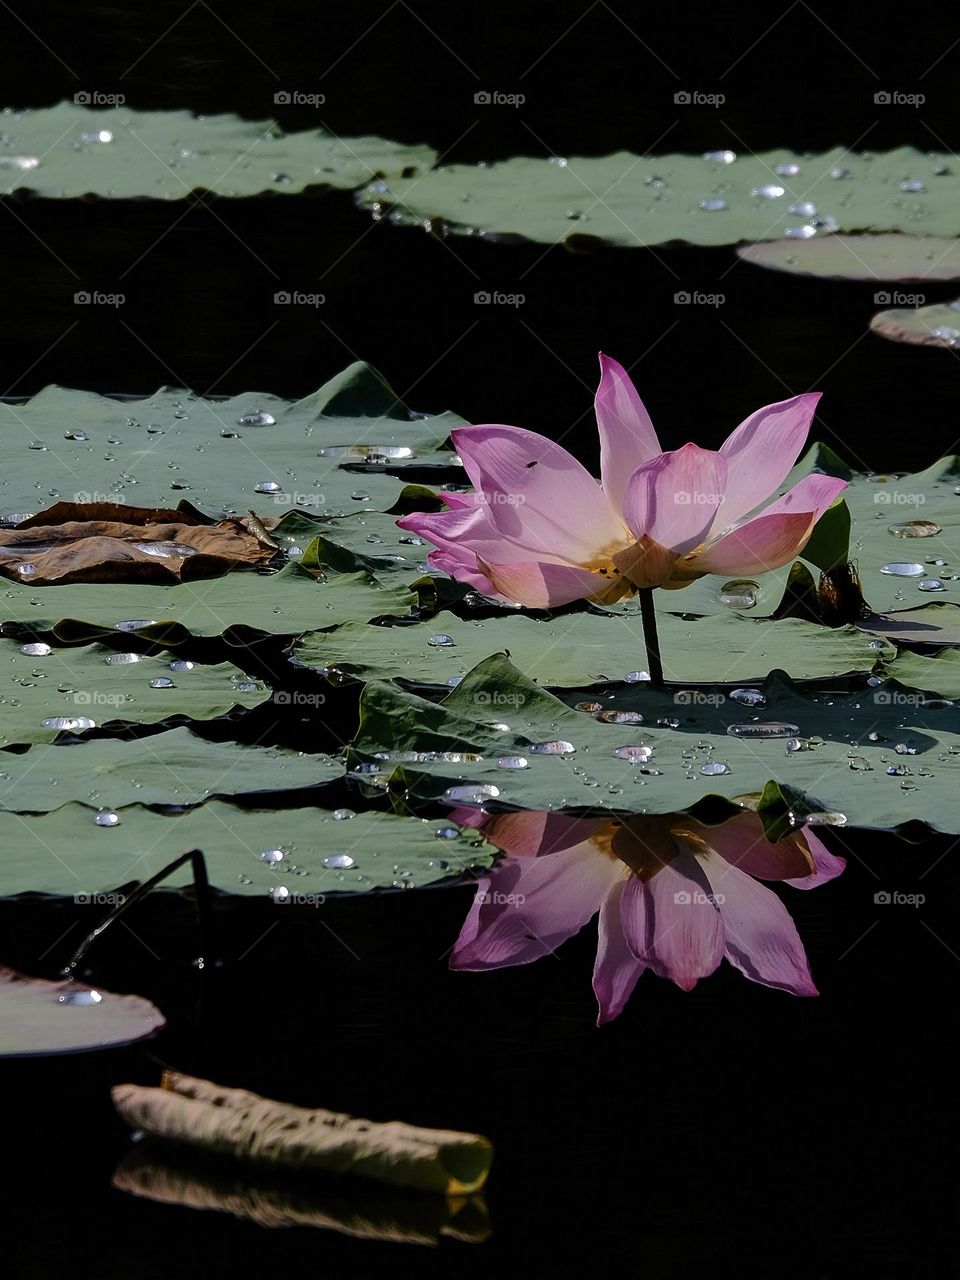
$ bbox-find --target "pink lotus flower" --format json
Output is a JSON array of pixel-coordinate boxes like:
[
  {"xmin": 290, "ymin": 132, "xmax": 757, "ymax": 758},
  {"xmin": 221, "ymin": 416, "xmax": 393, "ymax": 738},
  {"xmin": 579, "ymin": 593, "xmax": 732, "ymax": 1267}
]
[
  {"xmin": 450, "ymin": 807, "xmax": 844, "ymax": 1023},
  {"xmin": 397, "ymin": 354, "xmax": 847, "ymax": 608}
]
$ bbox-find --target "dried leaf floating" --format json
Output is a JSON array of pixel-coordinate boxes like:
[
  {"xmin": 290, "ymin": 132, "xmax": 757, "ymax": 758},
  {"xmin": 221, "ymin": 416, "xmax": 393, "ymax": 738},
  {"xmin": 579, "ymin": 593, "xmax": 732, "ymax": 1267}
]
[
  {"xmin": 113, "ymin": 1072, "xmax": 493, "ymax": 1195},
  {"xmin": 0, "ymin": 502, "xmax": 276, "ymax": 585},
  {"xmin": 113, "ymin": 1145, "xmax": 490, "ymax": 1245}
]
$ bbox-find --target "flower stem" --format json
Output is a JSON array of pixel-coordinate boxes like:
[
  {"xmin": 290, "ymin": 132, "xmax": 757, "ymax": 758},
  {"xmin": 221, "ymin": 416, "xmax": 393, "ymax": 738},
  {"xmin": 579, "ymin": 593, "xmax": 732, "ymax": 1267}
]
[{"xmin": 637, "ymin": 588, "xmax": 664, "ymax": 687}]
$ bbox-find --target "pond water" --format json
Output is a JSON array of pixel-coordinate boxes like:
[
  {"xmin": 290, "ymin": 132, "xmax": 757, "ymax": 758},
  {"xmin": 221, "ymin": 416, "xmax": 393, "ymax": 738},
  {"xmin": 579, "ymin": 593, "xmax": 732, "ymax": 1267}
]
[{"xmin": 2, "ymin": 2, "xmax": 960, "ymax": 1275}]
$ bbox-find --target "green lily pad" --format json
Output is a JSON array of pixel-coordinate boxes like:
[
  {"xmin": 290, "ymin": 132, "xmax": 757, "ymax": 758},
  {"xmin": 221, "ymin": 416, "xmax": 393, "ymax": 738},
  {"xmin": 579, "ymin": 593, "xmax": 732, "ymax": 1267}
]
[
  {"xmin": 0, "ymin": 638, "xmax": 267, "ymax": 748},
  {"xmin": 0, "ymin": 803, "xmax": 493, "ymax": 898},
  {"xmin": 870, "ymin": 299, "xmax": 960, "ymax": 346},
  {"xmin": 0, "ymin": 363, "xmax": 458, "ymax": 520},
  {"xmin": 1, "ymin": 563, "xmax": 416, "ymax": 643},
  {"xmin": 883, "ymin": 646, "xmax": 960, "ymax": 697},
  {"xmin": 0, "ymin": 104, "xmax": 435, "ymax": 199},
  {"xmin": 736, "ymin": 234, "xmax": 960, "ymax": 281},
  {"xmin": 353, "ymin": 654, "xmax": 960, "ymax": 831},
  {"xmin": 861, "ymin": 604, "xmax": 960, "ymax": 648},
  {"xmin": 357, "ymin": 148, "xmax": 960, "ymax": 249},
  {"xmin": 0, "ymin": 965, "xmax": 164, "ymax": 1058},
  {"xmin": 0, "ymin": 726, "xmax": 339, "ymax": 811},
  {"xmin": 295, "ymin": 608, "xmax": 890, "ymax": 687}
]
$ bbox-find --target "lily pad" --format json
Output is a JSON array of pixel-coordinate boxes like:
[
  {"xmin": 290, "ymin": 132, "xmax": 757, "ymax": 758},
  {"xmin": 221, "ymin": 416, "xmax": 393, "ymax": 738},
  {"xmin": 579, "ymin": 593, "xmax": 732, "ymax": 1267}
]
[
  {"xmin": 0, "ymin": 802, "xmax": 494, "ymax": 898},
  {"xmin": 736, "ymin": 234, "xmax": 960, "ymax": 281},
  {"xmin": 353, "ymin": 654, "xmax": 960, "ymax": 831},
  {"xmin": 0, "ymin": 103, "xmax": 435, "ymax": 199},
  {"xmin": 870, "ymin": 299, "xmax": 960, "ymax": 347},
  {"xmin": 0, "ymin": 638, "xmax": 268, "ymax": 748},
  {"xmin": 1, "ymin": 562, "xmax": 416, "ymax": 643},
  {"xmin": 295, "ymin": 609, "xmax": 890, "ymax": 687},
  {"xmin": 859, "ymin": 604, "xmax": 960, "ymax": 647},
  {"xmin": 358, "ymin": 148, "xmax": 960, "ymax": 249},
  {"xmin": 0, "ymin": 965, "xmax": 164, "ymax": 1057},
  {"xmin": 0, "ymin": 363, "xmax": 458, "ymax": 520},
  {"xmin": 0, "ymin": 727, "xmax": 339, "ymax": 811}
]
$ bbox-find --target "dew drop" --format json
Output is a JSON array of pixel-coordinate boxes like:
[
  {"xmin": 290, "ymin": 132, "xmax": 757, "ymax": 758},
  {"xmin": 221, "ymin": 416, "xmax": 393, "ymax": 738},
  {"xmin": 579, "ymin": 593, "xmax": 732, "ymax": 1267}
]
[
  {"xmin": 442, "ymin": 784, "xmax": 501, "ymax": 803},
  {"xmin": 727, "ymin": 722, "xmax": 800, "ymax": 739},
  {"xmin": 719, "ymin": 579, "xmax": 759, "ymax": 609},
  {"xmin": 880, "ymin": 562, "xmax": 924, "ymax": 576},
  {"xmin": 323, "ymin": 854, "xmax": 355, "ymax": 869},
  {"xmin": 729, "ymin": 688, "xmax": 767, "ymax": 707}
]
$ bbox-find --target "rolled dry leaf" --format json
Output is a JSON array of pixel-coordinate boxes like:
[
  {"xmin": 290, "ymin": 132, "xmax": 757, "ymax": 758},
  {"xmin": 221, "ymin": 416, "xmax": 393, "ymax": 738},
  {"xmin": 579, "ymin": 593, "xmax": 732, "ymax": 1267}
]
[
  {"xmin": 112, "ymin": 1144, "xmax": 490, "ymax": 1245},
  {"xmin": 112, "ymin": 1072, "xmax": 493, "ymax": 1196}
]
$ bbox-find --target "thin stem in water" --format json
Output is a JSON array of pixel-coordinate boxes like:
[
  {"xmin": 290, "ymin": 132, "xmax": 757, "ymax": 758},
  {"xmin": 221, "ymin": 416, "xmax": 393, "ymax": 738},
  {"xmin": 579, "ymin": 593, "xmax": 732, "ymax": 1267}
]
[{"xmin": 637, "ymin": 588, "xmax": 664, "ymax": 687}]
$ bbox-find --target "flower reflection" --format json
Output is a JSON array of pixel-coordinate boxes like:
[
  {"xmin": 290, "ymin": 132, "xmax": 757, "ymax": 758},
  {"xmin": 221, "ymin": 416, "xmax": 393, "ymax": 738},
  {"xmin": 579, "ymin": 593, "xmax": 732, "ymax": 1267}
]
[{"xmin": 450, "ymin": 808, "xmax": 844, "ymax": 1023}]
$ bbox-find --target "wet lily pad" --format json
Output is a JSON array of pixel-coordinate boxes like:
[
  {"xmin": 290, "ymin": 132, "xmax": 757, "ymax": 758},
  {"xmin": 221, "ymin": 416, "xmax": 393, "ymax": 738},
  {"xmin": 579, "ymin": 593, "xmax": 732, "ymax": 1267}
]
[
  {"xmin": 0, "ymin": 964, "xmax": 164, "ymax": 1057},
  {"xmin": 0, "ymin": 104, "xmax": 435, "ymax": 199},
  {"xmin": 0, "ymin": 638, "xmax": 268, "ymax": 748},
  {"xmin": 353, "ymin": 654, "xmax": 960, "ymax": 831},
  {"xmin": 0, "ymin": 803, "xmax": 494, "ymax": 897},
  {"xmin": 295, "ymin": 609, "xmax": 890, "ymax": 687},
  {"xmin": 870, "ymin": 299, "xmax": 960, "ymax": 347},
  {"xmin": 860, "ymin": 604, "xmax": 960, "ymax": 647},
  {"xmin": 358, "ymin": 148, "xmax": 960, "ymax": 249},
  {"xmin": 736, "ymin": 234, "xmax": 960, "ymax": 281},
  {"xmin": 1, "ymin": 562, "xmax": 416, "ymax": 643},
  {"xmin": 0, "ymin": 726, "xmax": 339, "ymax": 811},
  {"xmin": 0, "ymin": 363, "xmax": 458, "ymax": 520}
]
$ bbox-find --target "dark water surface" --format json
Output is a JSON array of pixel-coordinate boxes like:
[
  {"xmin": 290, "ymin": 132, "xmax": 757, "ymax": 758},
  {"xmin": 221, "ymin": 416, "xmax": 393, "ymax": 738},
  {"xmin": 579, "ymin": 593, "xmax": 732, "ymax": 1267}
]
[{"xmin": 2, "ymin": 2, "xmax": 960, "ymax": 1274}]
